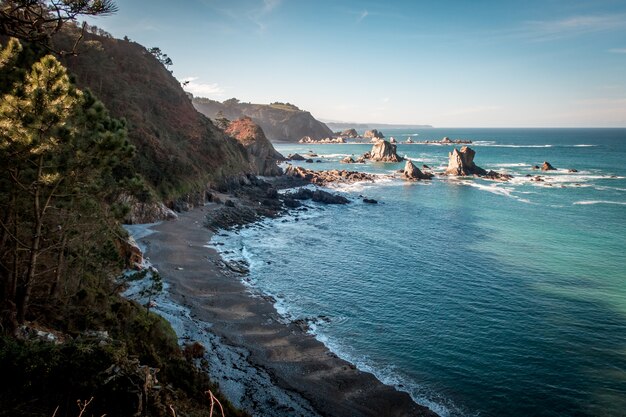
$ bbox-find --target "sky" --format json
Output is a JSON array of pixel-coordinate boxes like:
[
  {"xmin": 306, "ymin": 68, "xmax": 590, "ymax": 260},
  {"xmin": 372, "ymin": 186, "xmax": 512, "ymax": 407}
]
[{"xmin": 85, "ymin": 0, "xmax": 626, "ymax": 127}]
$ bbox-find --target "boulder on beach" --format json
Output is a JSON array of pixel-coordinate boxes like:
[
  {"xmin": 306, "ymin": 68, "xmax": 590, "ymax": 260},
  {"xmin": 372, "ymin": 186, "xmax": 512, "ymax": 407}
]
[
  {"xmin": 403, "ymin": 160, "xmax": 433, "ymax": 180},
  {"xmin": 541, "ymin": 161, "xmax": 556, "ymax": 171},
  {"xmin": 366, "ymin": 140, "xmax": 403, "ymax": 162},
  {"xmin": 445, "ymin": 146, "xmax": 487, "ymax": 176},
  {"xmin": 364, "ymin": 129, "xmax": 384, "ymax": 140}
]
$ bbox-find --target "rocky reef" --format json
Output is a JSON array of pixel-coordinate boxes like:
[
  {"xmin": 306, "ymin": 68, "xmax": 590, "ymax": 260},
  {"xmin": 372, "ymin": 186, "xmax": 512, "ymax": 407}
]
[{"xmin": 284, "ymin": 165, "xmax": 375, "ymax": 185}]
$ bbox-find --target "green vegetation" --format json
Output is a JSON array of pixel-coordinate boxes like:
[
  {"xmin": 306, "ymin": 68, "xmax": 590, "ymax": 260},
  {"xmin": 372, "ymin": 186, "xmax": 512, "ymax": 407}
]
[
  {"xmin": 269, "ymin": 101, "xmax": 300, "ymax": 111},
  {"xmin": 0, "ymin": 2, "xmax": 248, "ymax": 416}
]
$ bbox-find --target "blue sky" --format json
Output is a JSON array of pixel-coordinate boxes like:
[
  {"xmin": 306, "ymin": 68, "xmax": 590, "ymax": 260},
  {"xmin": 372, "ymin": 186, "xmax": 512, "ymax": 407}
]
[{"xmin": 86, "ymin": 0, "xmax": 626, "ymax": 127}]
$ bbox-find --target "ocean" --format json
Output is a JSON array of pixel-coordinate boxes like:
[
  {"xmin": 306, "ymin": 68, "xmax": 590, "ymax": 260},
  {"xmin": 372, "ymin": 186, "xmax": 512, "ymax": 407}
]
[{"xmin": 212, "ymin": 128, "xmax": 626, "ymax": 417}]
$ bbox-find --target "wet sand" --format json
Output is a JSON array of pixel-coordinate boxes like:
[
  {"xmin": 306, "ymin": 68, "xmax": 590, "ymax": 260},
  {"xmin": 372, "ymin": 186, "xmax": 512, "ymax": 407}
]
[{"xmin": 142, "ymin": 205, "xmax": 437, "ymax": 417}]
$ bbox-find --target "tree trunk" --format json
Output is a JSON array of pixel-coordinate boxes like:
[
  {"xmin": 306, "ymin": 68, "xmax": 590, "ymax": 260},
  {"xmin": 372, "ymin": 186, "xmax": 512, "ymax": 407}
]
[{"xmin": 16, "ymin": 156, "xmax": 44, "ymax": 323}]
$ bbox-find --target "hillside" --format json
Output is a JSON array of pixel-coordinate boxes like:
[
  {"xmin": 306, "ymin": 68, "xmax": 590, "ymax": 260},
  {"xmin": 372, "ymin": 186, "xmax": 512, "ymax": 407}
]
[
  {"xmin": 193, "ymin": 98, "xmax": 333, "ymax": 142},
  {"xmin": 54, "ymin": 28, "xmax": 251, "ymax": 200},
  {"xmin": 325, "ymin": 121, "xmax": 433, "ymax": 131}
]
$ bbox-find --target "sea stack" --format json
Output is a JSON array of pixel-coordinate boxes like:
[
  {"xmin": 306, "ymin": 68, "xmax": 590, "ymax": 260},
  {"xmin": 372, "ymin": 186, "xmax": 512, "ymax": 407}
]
[
  {"xmin": 367, "ymin": 140, "xmax": 403, "ymax": 162},
  {"xmin": 403, "ymin": 160, "xmax": 433, "ymax": 180},
  {"xmin": 364, "ymin": 129, "xmax": 385, "ymax": 140},
  {"xmin": 445, "ymin": 146, "xmax": 487, "ymax": 176}
]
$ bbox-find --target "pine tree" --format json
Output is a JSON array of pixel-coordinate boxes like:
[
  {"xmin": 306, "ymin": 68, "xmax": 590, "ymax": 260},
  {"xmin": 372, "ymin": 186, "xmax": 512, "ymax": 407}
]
[{"xmin": 0, "ymin": 39, "xmax": 133, "ymax": 325}]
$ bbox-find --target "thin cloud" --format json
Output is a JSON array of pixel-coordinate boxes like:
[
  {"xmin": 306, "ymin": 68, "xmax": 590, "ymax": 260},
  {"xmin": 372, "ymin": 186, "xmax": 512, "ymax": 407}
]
[
  {"xmin": 608, "ymin": 48, "xmax": 626, "ymax": 53},
  {"xmin": 181, "ymin": 77, "xmax": 225, "ymax": 97},
  {"xmin": 523, "ymin": 14, "xmax": 626, "ymax": 41},
  {"xmin": 357, "ymin": 10, "xmax": 369, "ymax": 23}
]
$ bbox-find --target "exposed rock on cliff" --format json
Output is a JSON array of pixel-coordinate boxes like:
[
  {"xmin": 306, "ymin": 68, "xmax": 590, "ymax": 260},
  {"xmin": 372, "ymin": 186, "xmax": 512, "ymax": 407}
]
[
  {"xmin": 193, "ymin": 98, "xmax": 333, "ymax": 142},
  {"xmin": 364, "ymin": 129, "xmax": 385, "ymax": 140},
  {"xmin": 225, "ymin": 117, "xmax": 284, "ymax": 176},
  {"xmin": 366, "ymin": 140, "xmax": 403, "ymax": 162},
  {"xmin": 445, "ymin": 146, "xmax": 487, "ymax": 176},
  {"xmin": 403, "ymin": 160, "xmax": 433, "ymax": 180},
  {"xmin": 541, "ymin": 161, "xmax": 556, "ymax": 171}
]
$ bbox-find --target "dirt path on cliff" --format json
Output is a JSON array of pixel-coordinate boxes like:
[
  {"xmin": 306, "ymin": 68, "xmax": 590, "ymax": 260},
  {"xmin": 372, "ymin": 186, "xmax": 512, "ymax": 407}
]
[{"xmin": 142, "ymin": 205, "xmax": 437, "ymax": 417}]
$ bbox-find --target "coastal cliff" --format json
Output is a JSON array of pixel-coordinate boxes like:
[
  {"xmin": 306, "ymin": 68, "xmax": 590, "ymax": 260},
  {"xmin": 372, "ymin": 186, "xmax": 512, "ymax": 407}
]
[
  {"xmin": 225, "ymin": 117, "xmax": 285, "ymax": 176},
  {"xmin": 56, "ymin": 29, "xmax": 251, "ymax": 200},
  {"xmin": 193, "ymin": 97, "xmax": 333, "ymax": 142}
]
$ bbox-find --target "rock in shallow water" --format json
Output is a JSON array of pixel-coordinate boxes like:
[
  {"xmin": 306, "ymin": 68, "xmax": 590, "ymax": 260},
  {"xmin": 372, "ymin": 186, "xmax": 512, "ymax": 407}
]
[{"xmin": 403, "ymin": 160, "xmax": 434, "ymax": 180}]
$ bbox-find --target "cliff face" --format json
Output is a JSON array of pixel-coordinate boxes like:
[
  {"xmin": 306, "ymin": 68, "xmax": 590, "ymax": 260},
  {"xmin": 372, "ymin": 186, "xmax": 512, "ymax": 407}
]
[
  {"xmin": 225, "ymin": 117, "xmax": 284, "ymax": 176},
  {"xmin": 55, "ymin": 29, "xmax": 250, "ymax": 199},
  {"xmin": 193, "ymin": 98, "xmax": 333, "ymax": 142}
]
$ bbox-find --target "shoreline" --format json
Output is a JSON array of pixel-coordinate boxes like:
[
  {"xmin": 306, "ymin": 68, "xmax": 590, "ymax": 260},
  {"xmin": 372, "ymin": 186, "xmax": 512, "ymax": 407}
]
[{"xmin": 136, "ymin": 204, "xmax": 438, "ymax": 417}]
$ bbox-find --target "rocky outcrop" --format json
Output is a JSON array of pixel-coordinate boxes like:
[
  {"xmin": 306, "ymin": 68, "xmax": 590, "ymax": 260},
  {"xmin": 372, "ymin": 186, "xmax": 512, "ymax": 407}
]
[
  {"xmin": 445, "ymin": 146, "xmax": 487, "ymax": 176},
  {"xmin": 299, "ymin": 136, "xmax": 346, "ymax": 144},
  {"xmin": 444, "ymin": 146, "xmax": 513, "ymax": 181},
  {"xmin": 364, "ymin": 129, "xmax": 384, "ymax": 140},
  {"xmin": 367, "ymin": 140, "xmax": 403, "ymax": 162},
  {"xmin": 284, "ymin": 165, "xmax": 375, "ymax": 185},
  {"xmin": 288, "ymin": 153, "xmax": 306, "ymax": 161},
  {"xmin": 193, "ymin": 98, "xmax": 333, "ymax": 142},
  {"xmin": 118, "ymin": 194, "xmax": 178, "ymax": 224},
  {"xmin": 341, "ymin": 156, "xmax": 355, "ymax": 164},
  {"xmin": 416, "ymin": 137, "xmax": 472, "ymax": 145},
  {"xmin": 286, "ymin": 188, "xmax": 350, "ymax": 204},
  {"xmin": 403, "ymin": 160, "xmax": 433, "ymax": 180},
  {"xmin": 541, "ymin": 161, "xmax": 556, "ymax": 171},
  {"xmin": 225, "ymin": 116, "xmax": 284, "ymax": 176},
  {"xmin": 340, "ymin": 128, "xmax": 358, "ymax": 138},
  {"xmin": 482, "ymin": 170, "xmax": 514, "ymax": 181}
]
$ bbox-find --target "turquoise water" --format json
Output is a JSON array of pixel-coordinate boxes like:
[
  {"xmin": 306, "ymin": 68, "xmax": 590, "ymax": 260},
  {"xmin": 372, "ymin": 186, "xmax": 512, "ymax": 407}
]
[{"xmin": 213, "ymin": 129, "xmax": 626, "ymax": 417}]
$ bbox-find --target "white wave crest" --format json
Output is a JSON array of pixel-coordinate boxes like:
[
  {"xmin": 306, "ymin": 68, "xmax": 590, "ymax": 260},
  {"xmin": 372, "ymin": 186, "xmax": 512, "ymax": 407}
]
[{"xmin": 573, "ymin": 200, "xmax": 626, "ymax": 206}]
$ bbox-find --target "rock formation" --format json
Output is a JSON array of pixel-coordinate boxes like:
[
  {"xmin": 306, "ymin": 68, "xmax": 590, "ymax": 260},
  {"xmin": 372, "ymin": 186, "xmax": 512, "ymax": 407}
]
[
  {"xmin": 445, "ymin": 146, "xmax": 487, "ymax": 176},
  {"xmin": 286, "ymin": 188, "xmax": 350, "ymax": 204},
  {"xmin": 341, "ymin": 156, "xmax": 355, "ymax": 163},
  {"xmin": 284, "ymin": 165, "xmax": 374, "ymax": 185},
  {"xmin": 288, "ymin": 153, "xmax": 306, "ymax": 161},
  {"xmin": 403, "ymin": 160, "xmax": 433, "ymax": 180},
  {"xmin": 366, "ymin": 140, "xmax": 403, "ymax": 162},
  {"xmin": 541, "ymin": 161, "xmax": 556, "ymax": 171},
  {"xmin": 225, "ymin": 117, "xmax": 284, "ymax": 176},
  {"xmin": 364, "ymin": 129, "xmax": 385, "ymax": 140},
  {"xmin": 299, "ymin": 136, "xmax": 346, "ymax": 144},
  {"xmin": 340, "ymin": 128, "xmax": 359, "ymax": 138}
]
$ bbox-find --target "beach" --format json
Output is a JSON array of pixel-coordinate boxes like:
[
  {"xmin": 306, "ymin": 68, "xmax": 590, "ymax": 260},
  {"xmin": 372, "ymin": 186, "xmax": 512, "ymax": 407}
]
[{"xmin": 135, "ymin": 204, "xmax": 437, "ymax": 417}]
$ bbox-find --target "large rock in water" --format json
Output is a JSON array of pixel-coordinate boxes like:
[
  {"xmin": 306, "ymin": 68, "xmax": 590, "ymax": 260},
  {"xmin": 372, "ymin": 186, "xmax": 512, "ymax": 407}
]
[
  {"xmin": 403, "ymin": 160, "xmax": 433, "ymax": 180},
  {"xmin": 340, "ymin": 128, "xmax": 358, "ymax": 138},
  {"xmin": 541, "ymin": 161, "xmax": 556, "ymax": 171},
  {"xmin": 368, "ymin": 140, "xmax": 403, "ymax": 162},
  {"xmin": 364, "ymin": 129, "xmax": 385, "ymax": 139},
  {"xmin": 225, "ymin": 116, "xmax": 284, "ymax": 176},
  {"xmin": 445, "ymin": 146, "xmax": 487, "ymax": 176}
]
